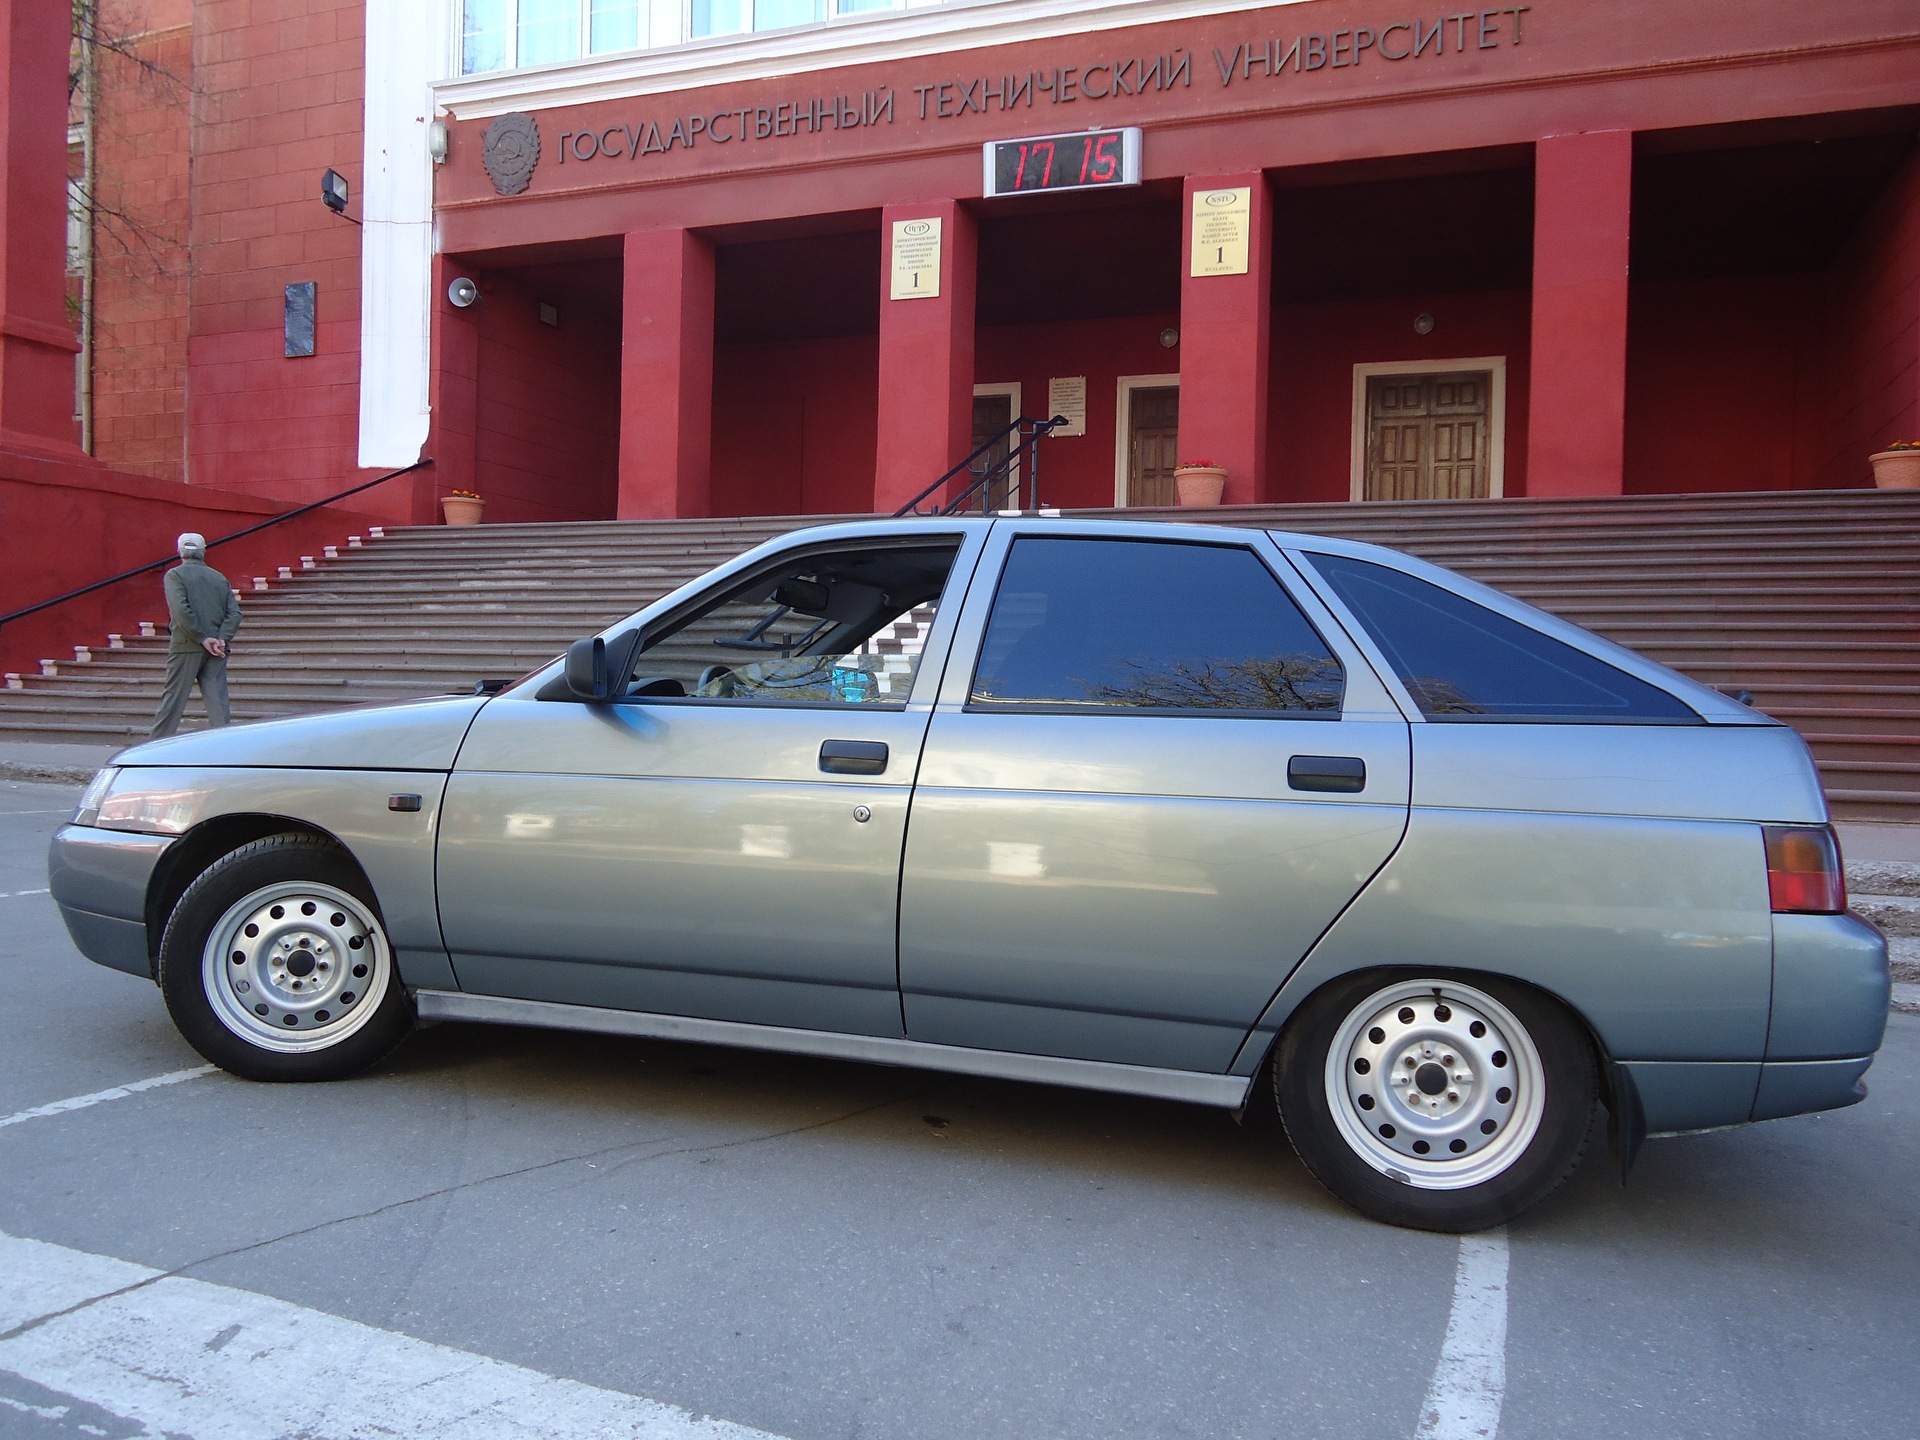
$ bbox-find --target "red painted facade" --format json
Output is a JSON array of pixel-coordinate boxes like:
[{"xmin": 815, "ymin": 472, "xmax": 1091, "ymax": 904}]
[
  {"xmin": 4, "ymin": 0, "xmax": 1920, "ymax": 672},
  {"xmin": 183, "ymin": 0, "xmax": 372, "ymax": 505},
  {"xmin": 83, "ymin": 1, "xmax": 192, "ymax": 483},
  {"xmin": 422, "ymin": 0, "xmax": 1920, "ymax": 519}
]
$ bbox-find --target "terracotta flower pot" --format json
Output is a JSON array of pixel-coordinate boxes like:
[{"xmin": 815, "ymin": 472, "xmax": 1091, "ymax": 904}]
[
  {"xmin": 1869, "ymin": 450, "xmax": 1920, "ymax": 490},
  {"xmin": 441, "ymin": 494, "xmax": 485, "ymax": 525},
  {"xmin": 1174, "ymin": 466, "xmax": 1227, "ymax": 507}
]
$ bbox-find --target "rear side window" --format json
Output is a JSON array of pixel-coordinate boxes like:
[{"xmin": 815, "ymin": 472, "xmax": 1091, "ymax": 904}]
[
  {"xmin": 970, "ymin": 538, "xmax": 1343, "ymax": 715},
  {"xmin": 1304, "ymin": 552, "xmax": 1700, "ymax": 724}
]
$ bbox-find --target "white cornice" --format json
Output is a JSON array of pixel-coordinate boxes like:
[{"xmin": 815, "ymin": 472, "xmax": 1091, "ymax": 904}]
[{"xmin": 432, "ymin": 0, "xmax": 1310, "ymax": 119}]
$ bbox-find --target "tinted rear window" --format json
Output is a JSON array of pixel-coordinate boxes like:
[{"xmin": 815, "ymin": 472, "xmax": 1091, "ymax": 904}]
[
  {"xmin": 971, "ymin": 538, "xmax": 1343, "ymax": 714},
  {"xmin": 1304, "ymin": 552, "xmax": 1700, "ymax": 724}
]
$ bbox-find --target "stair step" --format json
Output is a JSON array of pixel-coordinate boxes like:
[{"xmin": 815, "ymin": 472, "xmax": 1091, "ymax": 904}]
[{"xmin": 10, "ymin": 488, "xmax": 1920, "ymax": 819}]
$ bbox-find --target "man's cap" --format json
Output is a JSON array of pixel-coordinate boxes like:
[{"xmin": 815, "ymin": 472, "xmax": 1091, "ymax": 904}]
[{"xmin": 177, "ymin": 532, "xmax": 207, "ymax": 555}]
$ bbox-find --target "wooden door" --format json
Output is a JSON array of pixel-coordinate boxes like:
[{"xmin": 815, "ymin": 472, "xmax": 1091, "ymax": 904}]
[
  {"xmin": 1127, "ymin": 385, "xmax": 1180, "ymax": 506},
  {"xmin": 1364, "ymin": 371, "xmax": 1491, "ymax": 500},
  {"xmin": 971, "ymin": 393, "xmax": 1016, "ymax": 508}
]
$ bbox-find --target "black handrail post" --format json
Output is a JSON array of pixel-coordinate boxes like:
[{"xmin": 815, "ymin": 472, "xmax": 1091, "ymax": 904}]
[
  {"xmin": 1027, "ymin": 417, "xmax": 1042, "ymax": 511},
  {"xmin": 0, "ymin": 458, "xmax": 433, "ymax": 637}
]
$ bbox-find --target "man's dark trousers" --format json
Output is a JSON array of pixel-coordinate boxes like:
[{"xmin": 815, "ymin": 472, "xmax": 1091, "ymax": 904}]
[{"xmin": 150, "ymin": 649, "xmax": 229, "ymax": 737}]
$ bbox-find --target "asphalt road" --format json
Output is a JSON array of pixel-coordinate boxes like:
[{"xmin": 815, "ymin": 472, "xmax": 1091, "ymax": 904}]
[{"xmin": 1, "ymin": 778, "xmax": 1915, "ymax": 1440}]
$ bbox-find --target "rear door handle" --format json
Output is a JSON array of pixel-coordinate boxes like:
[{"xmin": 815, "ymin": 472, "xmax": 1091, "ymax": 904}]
[
  {"xmin": 1288, "ymin": 755, "xmax": 1366, "ymax": 793},
  {"xmin": 819, "ymin": 739, "xmax": 889, "ymax": 775}
]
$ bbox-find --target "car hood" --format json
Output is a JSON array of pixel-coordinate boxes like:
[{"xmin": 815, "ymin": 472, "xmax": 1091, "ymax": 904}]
[{"xmin": 110, "ymin": 695, "xmax": 490, "ymax": 772}]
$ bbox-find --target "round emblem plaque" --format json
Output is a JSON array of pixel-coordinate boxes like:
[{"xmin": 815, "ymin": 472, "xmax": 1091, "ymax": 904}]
[{"xmin": 482, "ymin": 113, "xmax": 540, "ymax": 196}]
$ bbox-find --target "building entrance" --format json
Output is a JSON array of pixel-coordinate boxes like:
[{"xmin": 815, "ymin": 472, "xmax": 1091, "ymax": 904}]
[
  {"xmin": 1362, "ymin": 370, "xmax": 1492, "ymax": 500},
  {"xmin": 1125, "ymin": 383, "xmax": 1180, "ymax": 505},
  {"xmin": 970, "ymin": 388, "xmax": 1019, "ymax": 508}
]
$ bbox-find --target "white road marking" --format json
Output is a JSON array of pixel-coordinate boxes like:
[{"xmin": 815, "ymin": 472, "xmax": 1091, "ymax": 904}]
[
  {"xmin": 0, "ymin": 1067, "xmax": 216, "ymax": 1131},
  {"xmin": 1414, "ymin": 1228, "xmax": 1510, "ymax": 1440},
  {"xmin": 0, "ymin": 888, "xmax": 51, "ymax": 899},
  {"xmin": 0, "ymin": 1230, "xmax": 784, "ymax": 1439}
]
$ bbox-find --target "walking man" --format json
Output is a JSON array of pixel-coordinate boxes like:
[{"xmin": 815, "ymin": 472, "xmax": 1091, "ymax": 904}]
[{"xmin": 149, "ymin": 532, "xmax": 242, "ymax": 739}]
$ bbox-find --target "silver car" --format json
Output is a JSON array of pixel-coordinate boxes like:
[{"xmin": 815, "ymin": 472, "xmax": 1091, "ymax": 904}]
[{"xmin": 49, "ymin": 517, "xmax": 1890, "ymax": 1231}]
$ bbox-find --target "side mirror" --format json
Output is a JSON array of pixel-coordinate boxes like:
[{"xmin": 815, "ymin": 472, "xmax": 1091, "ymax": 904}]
[{"xmin": 563, "ymin": 627, "xmax": 642, "ymax": 702}]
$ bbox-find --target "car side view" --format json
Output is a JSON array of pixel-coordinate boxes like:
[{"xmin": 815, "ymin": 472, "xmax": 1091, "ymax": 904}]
[{"xmin": 48, "ymin": 516, "xmax": 1891, "ymax": 1231}]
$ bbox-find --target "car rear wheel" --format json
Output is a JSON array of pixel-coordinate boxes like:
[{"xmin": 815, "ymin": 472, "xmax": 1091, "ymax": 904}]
[
  {"xmin": 157, "ymin": 834, "xmax": 412, "ymax": 1081},
  {"xmin": 1274, "ymin": 973, "xmax": 1597, "ymax": 1232}
]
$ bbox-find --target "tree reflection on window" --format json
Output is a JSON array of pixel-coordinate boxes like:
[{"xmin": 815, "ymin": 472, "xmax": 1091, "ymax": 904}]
[
  {"xmin": 969, "ymin": 538, "xmax": 1346, "ymax": 715},
  {"xmin": 1080, "ymin": 654, "xmax": 1344, "ymax": 712}
]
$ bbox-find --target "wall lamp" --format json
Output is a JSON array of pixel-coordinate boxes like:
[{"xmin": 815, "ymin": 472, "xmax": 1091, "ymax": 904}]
[{"xmin": 320, "ymin": 169, "xmax": 360, "ymax": 225}]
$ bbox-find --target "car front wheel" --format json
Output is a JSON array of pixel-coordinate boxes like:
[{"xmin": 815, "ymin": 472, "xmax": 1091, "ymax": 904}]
[
  {"xmin": 1274, "ymin": 973, "xmax": 1597, "ymax": 1232},
  {"xmin": 157, "ymin": 834, "xmax": 413, "ymax": 1081}
]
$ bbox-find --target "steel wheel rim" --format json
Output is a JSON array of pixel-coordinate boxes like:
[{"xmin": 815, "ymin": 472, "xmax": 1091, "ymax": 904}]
[
  {"xmin": 1323, "ymin": 979, "xmax": 1546, "ymax": 1191},
  {"xmin": 201, "ymin": 881, "xmax": 390, "ymax": 1053}
]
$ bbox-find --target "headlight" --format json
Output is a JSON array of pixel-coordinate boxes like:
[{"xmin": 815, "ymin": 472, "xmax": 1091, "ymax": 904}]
[
  {"xmin": 72, "ymin": 767, "xmax": 119, "ymax": 827},
  {"xmin": 90, "ymin": 770, "xmax": 208, "ymax": 837}
]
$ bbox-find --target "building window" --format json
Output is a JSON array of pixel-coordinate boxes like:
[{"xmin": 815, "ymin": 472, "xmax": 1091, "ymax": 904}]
[
  {"xmin": 461, "ymin": 0, "xmax": 512, "ymax": 73},
  {"xmin": 461, "ymin": 0, "xmax": 913, "ymax": 74},
  {"xmin": 589, "ymin": 0, "xmax": 641, "ymax": 52},
  {"xmin": 518, "ymin": 0, "xmax": 581, "ymax": 65}
]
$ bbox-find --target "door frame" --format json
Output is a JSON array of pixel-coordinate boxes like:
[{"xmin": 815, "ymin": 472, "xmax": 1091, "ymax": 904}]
[
  {"xmin": 1349, "ymin": 357, "xmax": 1507, "ymax": 502},
  {"xmin": 1114, "ymin": 373, "xmax": 1181, "ymax": 506},
  {"xmin": 973, "ymin": 382, "xmax": 1022, "ymax": 502}
]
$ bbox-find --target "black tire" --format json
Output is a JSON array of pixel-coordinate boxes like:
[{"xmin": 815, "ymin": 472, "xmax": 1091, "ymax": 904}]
[
  {"xmin": 157, "ymin": 833, "xmax": 413, "ymax": 1081},
  {"xmin": 1274, "ymin": 971, "xmax": 1597, "ymax": 1232}
]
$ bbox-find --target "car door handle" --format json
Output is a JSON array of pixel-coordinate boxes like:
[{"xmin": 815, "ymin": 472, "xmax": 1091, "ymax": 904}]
[
  {"xmin": 819, "ymin": 740, "xmax": 889, "ymax": 775},
  {"xmin": 1288, "ymin": 755, "xmax": 1366, "ymax": 793}
]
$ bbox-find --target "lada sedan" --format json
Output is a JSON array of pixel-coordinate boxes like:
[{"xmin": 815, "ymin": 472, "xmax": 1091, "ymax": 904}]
[{"xmin": 49, "ymin": 517, "xmax": 1890, "ymax": 1231}]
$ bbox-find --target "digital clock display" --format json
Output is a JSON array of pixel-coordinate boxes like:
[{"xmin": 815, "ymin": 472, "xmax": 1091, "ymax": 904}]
[{"xmin": 983, "ymin": 127, "xmax": 1143, "ymax": 198}]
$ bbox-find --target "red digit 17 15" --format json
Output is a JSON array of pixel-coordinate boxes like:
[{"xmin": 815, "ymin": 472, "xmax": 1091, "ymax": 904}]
[{"xmin": 1088, "ymin": 133, "xmax": 1120, "ymax": 183}]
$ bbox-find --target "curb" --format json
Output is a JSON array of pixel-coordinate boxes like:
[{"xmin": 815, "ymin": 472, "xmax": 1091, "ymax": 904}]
[{"xmin": 0, "ymin": 762, "xmax": 94, "ymax": 785}]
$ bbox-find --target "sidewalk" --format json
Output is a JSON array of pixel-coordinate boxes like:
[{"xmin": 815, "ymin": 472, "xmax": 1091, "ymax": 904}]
[
  {"xmin": 1837, "ymin": 822, "xmax": 1920, "ymax": 864},
  {"xmin": 0, "ymin": 740, "xmax": 121, "ymax": 784}
]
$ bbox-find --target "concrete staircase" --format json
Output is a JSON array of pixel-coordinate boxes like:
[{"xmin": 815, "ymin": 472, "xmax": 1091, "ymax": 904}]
[
  {"xmin": 1845, "ymin": 861, "xmax": 1920, "ymax": 1013},
  {"xmin": 2, "ymin": 489, "xmax": 1917, "ymax": 821}
]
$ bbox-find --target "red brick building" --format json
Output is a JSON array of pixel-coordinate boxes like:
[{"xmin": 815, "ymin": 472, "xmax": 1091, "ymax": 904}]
[{"xmin": 23, "ymin": 2, "xmax": 1920, "ymax": 549}]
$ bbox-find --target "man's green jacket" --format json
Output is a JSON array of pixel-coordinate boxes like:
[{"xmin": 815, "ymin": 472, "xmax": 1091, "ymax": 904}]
[{"xmin": 164, "ymin": 558, "xmax": 243, "ymax": 655}]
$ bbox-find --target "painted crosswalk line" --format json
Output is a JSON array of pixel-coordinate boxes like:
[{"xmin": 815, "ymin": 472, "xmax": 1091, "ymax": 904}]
[
  {"xmin": 0, "ymin": 1231, "xmax": 785, "ymax": 1439},
  {"xmin": 1414, "ymin": 1227, "xmax": 1510, "ymax": 1440},
  {"xmin": 0, "ymin": 1067, "xmax": 216, "ymax": 1131}
]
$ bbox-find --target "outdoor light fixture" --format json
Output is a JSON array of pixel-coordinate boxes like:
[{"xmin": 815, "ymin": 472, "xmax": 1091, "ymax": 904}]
[
  {"xmin": 1413, "ymin": 312, "xmax": 1436, "ymax": 335},
  {"xmin": 1158, "ymin": 327, "xmax": 1180, "ymax": 348},
  {"xmin": 448, "ymin": 277, "xmax": 480, "ymax": 308},
  {"xmin": 320, "ymin": 169, "xmax": 350, "ymax": 215},
  {"xmin": 428, "ymin": 121, "xmax": 450, "ymax": 164}
]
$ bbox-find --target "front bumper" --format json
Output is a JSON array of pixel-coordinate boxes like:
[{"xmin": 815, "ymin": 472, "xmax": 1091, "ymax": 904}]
[{"xmin": 48, "ymin": 823, "xmax": 174, "ymax": 978}]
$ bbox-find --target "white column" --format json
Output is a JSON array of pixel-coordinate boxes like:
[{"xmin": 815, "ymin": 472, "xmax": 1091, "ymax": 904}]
[{"xmin": 356, "ymin": 0, "xmax": 445, "ymax": 469}]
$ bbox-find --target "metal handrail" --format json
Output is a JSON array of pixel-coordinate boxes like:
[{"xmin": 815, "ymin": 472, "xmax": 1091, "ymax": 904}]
[
  {"xmin": 893, "ymin": 415, "xmax": 1068, "ymax": 518},
  {"xmin": 0, "ymin": 458, "xmax": 433, "ymax": 633}
]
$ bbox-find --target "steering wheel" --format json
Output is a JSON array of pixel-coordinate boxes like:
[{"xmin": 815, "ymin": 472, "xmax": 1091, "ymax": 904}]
[{"xmin": 697, "ymin": 664, "xmax": 736, "ymax": 697}]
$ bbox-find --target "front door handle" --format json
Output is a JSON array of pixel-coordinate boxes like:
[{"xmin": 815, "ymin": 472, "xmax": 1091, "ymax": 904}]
[
  {"xmin": 1288, "ymin": 755, "xmax": 1365, "ymax": 793},
  {"xmin": 820, "ymin": 739, "xmax": 889, "ymax": 775}
]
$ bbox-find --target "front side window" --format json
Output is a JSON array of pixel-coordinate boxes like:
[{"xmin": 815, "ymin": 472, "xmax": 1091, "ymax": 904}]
[
  {"xmin": 1304, "ymin": 552, "xmax": 1701, "ymax": 724},
  {"xmin": 623, "ymin": 544, "xmax": 959, "ymax": 705},
  {"xmin": 969, "ymin": 538, "xmax": 1344, "ymax": 715}
]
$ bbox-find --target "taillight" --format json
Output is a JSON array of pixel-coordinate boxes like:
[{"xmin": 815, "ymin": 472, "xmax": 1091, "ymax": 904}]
[{"xmin": 1763, "ymin": 825, "xmax": 1846, "ymax": 914}]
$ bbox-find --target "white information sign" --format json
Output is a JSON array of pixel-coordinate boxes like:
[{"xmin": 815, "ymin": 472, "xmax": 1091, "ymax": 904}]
[
  {"xmin": 889, "ymin": 217, "xmax": 942, "ymax": 300},
  {"xmin": 1048, "ymin": 375, "xmax": 1088, "ymax": 437},
  {"xmin": 1190, "ymin": 187, "xmax": 1252, "ymax": 277}
]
